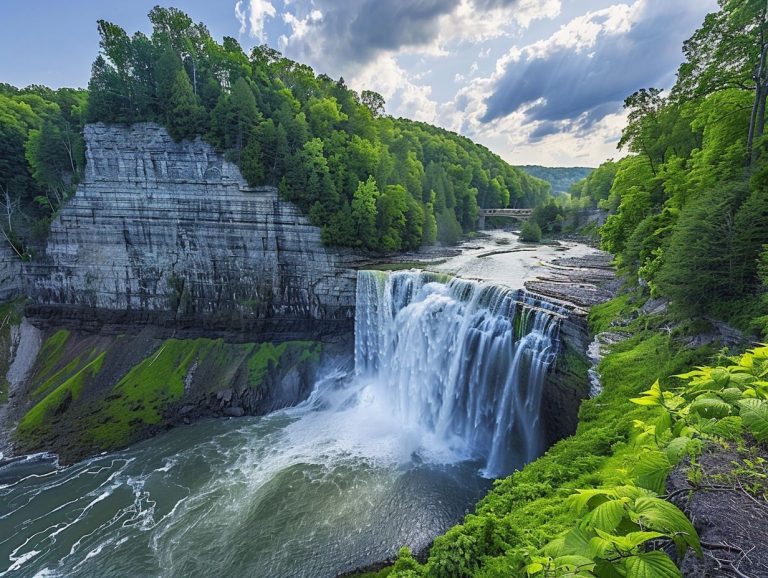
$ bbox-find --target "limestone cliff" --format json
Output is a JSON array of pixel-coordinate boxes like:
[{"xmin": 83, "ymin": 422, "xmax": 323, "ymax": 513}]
[
  {"xmin": 24, "ymin": 123, "xmax": 357, "ymax": 338},
  {"xmin": 0, "ymin": 243, "xmax": 21, "ymax": 303}
]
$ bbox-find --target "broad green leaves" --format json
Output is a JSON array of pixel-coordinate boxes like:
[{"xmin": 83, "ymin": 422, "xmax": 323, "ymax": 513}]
[
  {"xmin": 633, "ymin": 451, "xmax": 672, "ymax": 494},
  {"xmin": 527, "ymin": 344, "xmax": 768, "ymax": 577},
  {"xmin": 631, "ymin": 346, "xmax": 768, "ymax": 444},
  {"xmin": 624, "ymin": 551, "xmax": 682, "ymax": 578},
  {"xmin": 532, "ymin": 487, "xmax": 697, "ymax": 577},
  {"xmin": 738, "ymin": 398, "xmax": 768, "ymax": 441}
]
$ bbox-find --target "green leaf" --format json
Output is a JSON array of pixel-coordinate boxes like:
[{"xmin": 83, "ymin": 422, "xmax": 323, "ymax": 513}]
[
  {"xmin": 726, "ymin": 374, "xmax": 755, "ymax": 387},
  {"xmin": 584, "ymin": 499, "xmax": 625, "ymax": 532},
  {"xmin": 563, "ymin": 526, "xmax": 595, "ymax": 555},
  {"xmin": 526, "ymin": 561, "xmax": 544, "ymax": 575},
  {"xmin": 738, "ymin": 398, "xmax": 768, "ymax": 441},
  {"xmin": 699, "ymin": 416, "xmax": 742, "ymax": 440},
  {"xmin": 689, "ymin": 396, "xmax": 732, "ymax": 419},
  {"xmin": 624, "ymin": 551, "xmax": 681, "ymax": 578},
  {"xmin": 594, "ymin": 559, "xmax": 626, "ymax": 578},
  {"xmin": 588, "ymin": 536, "xmax": 616, "ymax": 559},
  {"xmin": 630, "ymin": 497, "xmax": 701, "ymax": 556},
  {"xmin": 664, "ymin": 437, "xmax": 692, "ymax": 464},
  {"xmin": 634, "ymin": 451, "xmax": 672, "ymax": 494},
  {"xmin": 622, "ymin": 531, "xmax": 666, "ymax": 549},
  {"xmin": 569, "ymin": 489, "xmax": 615, "ymax": 513},
  {"xmin": 655, "ymin": 411, "xmax": 673, "ymax": 437},
  {"xmin": 673, "ymin": 368, "xmax": 707, "ymax": 380},
  {"xmin": 719, "ymin": 387, "xmax": 746, "ymax": 404},
  {"xmin": 631, "ymin": 380, "xmax": 663, "ymax": 407},
  {"xmin": 711, "ymin": 368, "xmax": 731, "ymax": 388},
  {"xmin": 553, "ymin": 554, "xmax": 596, "ymax": 571},
  {"xmin": 631, "ymin": 396, "xmax": 663, "ymax": 407},
  {"xmin": 542, "ymin": 536, "xmax": 567, "ymax": 558}
]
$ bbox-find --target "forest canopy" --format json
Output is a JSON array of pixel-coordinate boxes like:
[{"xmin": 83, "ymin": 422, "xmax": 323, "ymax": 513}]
[
  {"xmin": 77, "ymin": 6, "xmax": 551, "ymax": 252},
  {"xmin": 0, "ymin": 83, "xmax": 87, "ymax": 257}
]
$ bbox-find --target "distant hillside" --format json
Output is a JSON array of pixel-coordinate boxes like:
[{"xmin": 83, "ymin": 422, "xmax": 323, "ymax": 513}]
[{"xmin": 517, "ymin": 165, "xmax": 594, "ymax": 195}]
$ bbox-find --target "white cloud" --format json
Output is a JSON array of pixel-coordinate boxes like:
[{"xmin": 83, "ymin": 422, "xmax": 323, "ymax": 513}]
[
  {"xmin": 349, "ymin": 54, "xmax": 439, "ymax": 124},
  {"xmin": 433, "ymin": 0, "xmax": 717, "ymax": 165},
  {"xmin": 235, "ymin": 0, "xmax": 277, "ymax": 42},
  {"xmin": 434, "ymin": 0, "xmax": 561, "ymax": 48}
]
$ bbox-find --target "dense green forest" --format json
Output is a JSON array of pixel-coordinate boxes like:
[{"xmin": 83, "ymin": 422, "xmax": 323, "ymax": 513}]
[
  {"xmin": 566, "ymin": 0, "xmax": 768, "ymax": 332},
  {"xmin": 0, "ymin": 83, "xmax": 87, "ymax": 256},
  {"xmin": 518, "ymin": 165, "xmax": 593, "ymax": 195},
  {"xmin": 66, "ymin": 7, "xmax": 548, "ymax": 252}
]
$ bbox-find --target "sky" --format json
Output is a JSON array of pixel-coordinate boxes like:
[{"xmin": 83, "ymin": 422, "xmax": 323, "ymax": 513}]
[{"xmin": 0, "ymin": 0, "xmax": 719, "ymax": 167}]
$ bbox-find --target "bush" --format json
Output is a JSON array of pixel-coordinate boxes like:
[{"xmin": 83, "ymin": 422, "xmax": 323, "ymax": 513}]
[{"xmin": 519, "ymin": 220, "xmax": 542, "ymax": 242}]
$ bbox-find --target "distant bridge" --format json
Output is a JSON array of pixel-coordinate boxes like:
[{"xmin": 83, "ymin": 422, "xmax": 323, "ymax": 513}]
[{"xmin": 477, "ymin": 208, "xmax": 532, "ymax": 229}]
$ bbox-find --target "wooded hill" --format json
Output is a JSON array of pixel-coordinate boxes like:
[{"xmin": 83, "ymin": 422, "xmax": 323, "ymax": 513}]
[
  {"xmin": 517, "ymin": 165, "xmax": 593, "ymax": 195},
  {"xmin": 568, "ymin": 0, "xmax": 768, "ymax": 330},
  {"xmin": 82, "ymin": 8, "xmax": 550, "ymax": 252}
]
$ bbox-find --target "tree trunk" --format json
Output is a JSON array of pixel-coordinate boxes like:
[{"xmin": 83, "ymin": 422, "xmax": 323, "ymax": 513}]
[
  {"xmin": 757, "ymin": 84, "xmax": 767, "ymax": 139},
  {"xmin": 748, "ymin": 2, "xmax": 768, "ymax": 165},
  {"xmin": 747, "ymin": 46, "xmax": 765, "ymax": 164}
]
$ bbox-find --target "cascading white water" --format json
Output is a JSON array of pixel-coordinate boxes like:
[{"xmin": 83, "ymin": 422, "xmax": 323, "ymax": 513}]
[{"xmin": 354, "ymin": 270, "xmax": 565, "ymax": 478}]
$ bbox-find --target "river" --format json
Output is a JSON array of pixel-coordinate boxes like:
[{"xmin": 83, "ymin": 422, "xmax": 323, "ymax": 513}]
[{"xmin": 0, "ymin": 232, "xmax": 598, "ymax": 577}]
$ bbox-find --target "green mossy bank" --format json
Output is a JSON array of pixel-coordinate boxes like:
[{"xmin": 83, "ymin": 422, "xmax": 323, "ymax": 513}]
[{"xmin": 10, "ymin": 328, "xmax": 323, "ymax": 462}]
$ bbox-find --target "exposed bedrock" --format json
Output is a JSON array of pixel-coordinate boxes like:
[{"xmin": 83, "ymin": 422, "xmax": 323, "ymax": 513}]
[
  {"xmin": 0, "ymin": 243, "xmax": 22, "ymax": 303},
  {"xmin": 528, "ymin": 251, "xmax": 618, "ymax": 447},
  {"xmin": 23, "ymin": 123, "xmax": 359, "ymax": 340}
]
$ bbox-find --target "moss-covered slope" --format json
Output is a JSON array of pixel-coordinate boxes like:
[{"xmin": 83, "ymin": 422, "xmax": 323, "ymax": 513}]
[{"xmin": 12, "ymin": 329, "xmax": 323, "ymax": 461}]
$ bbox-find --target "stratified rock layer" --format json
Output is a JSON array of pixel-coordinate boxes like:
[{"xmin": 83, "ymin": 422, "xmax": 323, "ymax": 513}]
[
  {"xmin": 0, "ymin": 243, "xmax": 21, "ymax": 302},
  {"xmin": 25, "ymin": 123, "xmax": 357, "ymax": 339}
]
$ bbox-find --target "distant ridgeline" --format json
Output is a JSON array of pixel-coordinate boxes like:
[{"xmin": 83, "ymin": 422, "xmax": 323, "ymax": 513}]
[
  {"xmin": 517, "ymin": 165, "xmax": 593, "ymax": 195},
  {"xmin": 9, "ymin": 7, "xmax": 545, "ymax": 254}
]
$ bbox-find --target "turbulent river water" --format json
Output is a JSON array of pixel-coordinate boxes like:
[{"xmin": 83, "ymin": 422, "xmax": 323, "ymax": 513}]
[{"xmin": 0, "ymin": 233, "xmax": 584, "ymax": 578}]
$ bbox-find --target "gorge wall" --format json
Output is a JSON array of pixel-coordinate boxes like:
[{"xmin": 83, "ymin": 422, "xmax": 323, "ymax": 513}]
[
  {"xmin": 23, "ymin": 123, "xmax": 358, "ymax": 340},
  {"xmin": 0, "ymin": 243, "xmax": 22, "ymax": 303}
]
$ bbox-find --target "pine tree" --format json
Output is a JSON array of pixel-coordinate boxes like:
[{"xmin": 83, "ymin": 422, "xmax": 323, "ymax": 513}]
[
  {"xmin": 228, "ymin": 78, "xmax": 261, "ymax": 156},
  {"xmin": 165, "ymin": 69, "xmax": 205, "ymax": 141}
]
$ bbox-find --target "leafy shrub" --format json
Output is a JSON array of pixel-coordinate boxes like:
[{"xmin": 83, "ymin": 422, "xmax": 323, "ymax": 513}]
[{"xmin": 519, "ymin": 220, "xmax": 542, "ymax": 242}]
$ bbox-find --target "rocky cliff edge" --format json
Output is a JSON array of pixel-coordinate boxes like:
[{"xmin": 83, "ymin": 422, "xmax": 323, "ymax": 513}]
[{"xmin": 24, "ymin": 123, "xmax": 358, "ymax": 340}]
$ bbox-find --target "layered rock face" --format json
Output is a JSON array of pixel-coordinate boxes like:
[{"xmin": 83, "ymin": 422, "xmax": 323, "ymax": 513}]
[
  {"xmin": 25, "ymin": 123, "xmax": 357, "ymax": 339},
  {"xmin": 0, "ymin": 243, "xmax": 22, "ymax": 302}
]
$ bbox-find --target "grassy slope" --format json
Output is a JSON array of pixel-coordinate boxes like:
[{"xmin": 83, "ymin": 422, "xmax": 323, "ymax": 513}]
[{"xmin": 14, "ymin": 333, "xmax": 321, "ymax": 455}]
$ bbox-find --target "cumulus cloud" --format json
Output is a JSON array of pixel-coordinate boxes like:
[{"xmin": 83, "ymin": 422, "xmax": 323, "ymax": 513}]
[
  {"xmin": 479, "ymin": 0, "xmax": 717, "ymax": 129},
  {"xmin": 350, "ymin": 54, "xmax": 439, "ymax": 123},
  {"xmin": 278, "ymin": 0, "xmax": 460, "ymax": 72},
  {"xmin": 275, "ymin": 0, "xmax": 561, "ymax": 76},
  {"xmin": 235, "ymin": 0, "xmax": 276, "ymax": 42}
]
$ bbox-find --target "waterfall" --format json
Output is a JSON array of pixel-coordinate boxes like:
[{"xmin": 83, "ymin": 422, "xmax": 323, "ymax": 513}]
[{"xmin": 354, "ymin": 270, "xmax": 565, "ymax": 478}]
